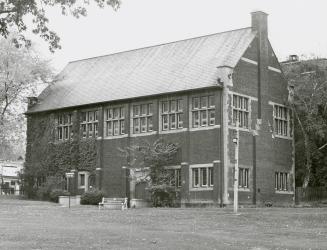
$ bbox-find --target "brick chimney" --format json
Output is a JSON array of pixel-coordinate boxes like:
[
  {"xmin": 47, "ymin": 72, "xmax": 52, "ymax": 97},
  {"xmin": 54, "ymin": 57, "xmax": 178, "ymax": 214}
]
[
  {"xmin": 251, "ymin": 11, "xmax": 269, "ymax": 119},
  {"xmin": 27, "ymin": 97, "xmax": 38, "ymax": 110}
]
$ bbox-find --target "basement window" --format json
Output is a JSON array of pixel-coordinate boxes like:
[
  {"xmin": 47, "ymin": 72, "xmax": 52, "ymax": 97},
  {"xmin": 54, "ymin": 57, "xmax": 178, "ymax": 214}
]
[
  {"xmin": 238, "ymin": 168, "xmax": 249, "ymax": 189},
  {"xmin": 191, "ymin": 166, "xmax": 214, "ymax": 188},
  {"xmin": 275, "ymin": 172, "xmax": 289, "ymax": 191}
]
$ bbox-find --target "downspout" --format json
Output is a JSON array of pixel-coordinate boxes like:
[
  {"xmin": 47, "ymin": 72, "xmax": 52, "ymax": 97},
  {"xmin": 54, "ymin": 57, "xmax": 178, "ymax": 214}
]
[{"xmin": 217, "ymin": 66, "xmax": 234, "ymax": 204}]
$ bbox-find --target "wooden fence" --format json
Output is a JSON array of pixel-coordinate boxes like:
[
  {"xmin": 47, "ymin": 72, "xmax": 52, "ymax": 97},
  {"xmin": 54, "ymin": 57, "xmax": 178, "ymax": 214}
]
[{"xmin": 295, "ymin": 187, "xmax": 327, "ymax": 203}]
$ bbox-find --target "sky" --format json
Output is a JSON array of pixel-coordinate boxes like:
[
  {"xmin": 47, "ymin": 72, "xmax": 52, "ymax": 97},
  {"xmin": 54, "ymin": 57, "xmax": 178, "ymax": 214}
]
[{"xmin": 25, "ymin": 0, "xmax": 327, "ymax": 73}]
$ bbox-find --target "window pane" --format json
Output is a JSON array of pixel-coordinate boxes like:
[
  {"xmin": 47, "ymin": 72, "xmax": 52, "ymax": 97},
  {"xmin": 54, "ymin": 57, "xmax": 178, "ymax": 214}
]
[
  {"xmin": 120, "ymin": 107, "xmax": 125, "ymax": 118},
  {"xmin": 148, "ymin": 103, "xmax": 153, "ymax": 115},
  {"xmin": 193, "ymin": 111, "xmax": 199, "ymax": 127},
  {"xmin": 209, "ymin": 168, "xmax": 214, "ymax": 186},
  {"xmin": 107, "ymin": 121, "xmax": 112, "ymax": 136},
  {"xmin": 81, "ymin": 112, "xmax": 87, "ymax": 122},
  {"xmin": 233, "ymin": 95, "xmax": 237, "ymax": 108},
  {"xmin": 64, "ymin": 114, "xmax": 68, "ymax": 124},
  {"xmin": 170, "ymin": 114, "xmax": 176, "ymax": 129},
  {"xmin": 141, "ymin": 104, "xmax": 147, "ymax": 115},
  {"xmin": 162, "ymin": 114, "xmax": 169, "ymax": 130},
  {"xmin": 94, "ymin": 123, "xmax": 98, "ymax": 137},
  {"xmin": 170, "ymin": 100, "xmax": 176, "ymax": 112},
  {"xmin": 148, "ymin": 117, "xmax": 153, "ymax": 131},
  {"xmin": 80, "ymin": 174, "xmax": 85, "ymax": 186},
  {"xmin": 88, "ymin": 124, "xmax": 93, "ymax": 137},
  {"xmin": 176, "ymin": 169, "xmax": 181, "ymax": 187},
  {"xmin": 177, "ymin": 99, "xmax": 183, "ymax": 111},
  {"xmin": 209, "ymin": 96, "xmax": 215, "ymax": 108},
  {"xmin": 162, "ymin": 101, "xmax": 168, "ymax": 113},
  {"xmin": 177, "ymin": 113, "xmax": 183, "ymax": 128},
  {"xmin": 64, "ymin": 126, "xmax": 69, "ymax": 139},
  {"xmin": 113, "ymin": 108, "xmax": 119, "ymax": 119},
  {"xmin": 107, "ymin": 108, "xmax": 113, "ymax": 120},
  {"xmin": 193, "ymin": 97, "xmax": 199, "ymax": 110},
  {"xmin": 244, "ymin": 112, "xmax": 249, "ymax": 128},
  {"xmin": 58, "ymin": 115, "xmax": 63, "ymax": 125},
  {"xmin": 201, "ymin": 110, "xmax": 207, "ymax": 126},
  {"xmin": 201, "ymin": 96, "xmax": 208, "ymax": 108},
  {"xmin": 141, "ymin": 117, "xmax": 147, "ymax": 132},
  {"xmin": 209, "ymin": 110, "xmax": 215, "ymax": 126},
  {"xmin": 244, "ymin": 98, "xmax": 248, "ymax": 111},
  {"xmin": 193, "ymin": 168, "xmax": 199, "ymax": 187},
  {"xmin": 82, "ymin": 124, "xmax": 86, "ymax": 138},
  {"xmin": 201, "ymin": 168, "xmax": 207, "ymax": 186},
  {"xmin": 133, "ymin": 118, "xmax": 140, "ymax": 133},
  {"xmin": 120, "ymin": 120, "xmax": 125, "ymax": 134},
  {"xmin": 58, "ymin": 127, "xmax": 63, "ymax": 139},
  {"xmin": 88, "ymin": 111, "xmax": 94, "ymax": 122},
  {"xmin": 113, "ymin": 120, "xmax": 119, "ymax": 135},
  {"xmin": 94, "ymin": 111, "xmax": 98, "ymax": 121},
  {"xmin": 133, "ymin": 105, "xmax": 140, "ymax": 117}
]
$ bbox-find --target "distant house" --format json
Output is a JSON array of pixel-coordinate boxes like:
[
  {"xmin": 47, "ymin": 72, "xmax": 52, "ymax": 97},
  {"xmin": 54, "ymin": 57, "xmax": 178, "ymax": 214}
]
[
  {"xmin": 0, "ymin": 160, "xmax": 23, "ymax": 195},
  {"xmin": 25, "ymin": 11, "xmax": 294, "ymax": 206}
]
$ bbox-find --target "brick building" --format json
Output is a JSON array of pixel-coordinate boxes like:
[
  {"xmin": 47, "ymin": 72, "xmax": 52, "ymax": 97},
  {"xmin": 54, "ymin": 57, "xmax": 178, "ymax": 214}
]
[{"xmin": 26, "ymin": 11, "xmax": 294, "ymax": 206}]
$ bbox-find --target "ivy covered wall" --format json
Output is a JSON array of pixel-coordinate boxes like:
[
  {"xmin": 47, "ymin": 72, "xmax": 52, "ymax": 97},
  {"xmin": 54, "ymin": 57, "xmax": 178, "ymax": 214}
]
[{"xmin": 24, "ymin": 111, "xmax": 98, "ymax": 195}]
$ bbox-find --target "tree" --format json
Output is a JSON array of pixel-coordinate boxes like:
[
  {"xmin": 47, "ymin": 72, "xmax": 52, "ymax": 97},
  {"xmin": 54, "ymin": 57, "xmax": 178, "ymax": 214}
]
[
  {"xmin": 283, "ymin": 58, "xmax": 327, "ymax": 187},
  {"xmin": 119, "ymin": 138, "xmax": 180, "ymax": 207},
  {"xmin": 0, "ymin": 34, "xmax": 52, "ymax": 160},
  {"xmin": 0, "ymin": 0, "xmax": 121, "ymax": 52}
]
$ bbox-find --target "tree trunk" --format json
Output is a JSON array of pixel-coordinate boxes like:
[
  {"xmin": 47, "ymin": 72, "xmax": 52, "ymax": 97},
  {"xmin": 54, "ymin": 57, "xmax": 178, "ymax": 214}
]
[{"xmin": 302, "ymin": 132, "xmax": 311, "ymax": 188}]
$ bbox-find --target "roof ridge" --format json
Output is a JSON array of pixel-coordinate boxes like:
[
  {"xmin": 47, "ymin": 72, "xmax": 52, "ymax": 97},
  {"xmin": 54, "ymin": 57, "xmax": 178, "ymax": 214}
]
[{"xmin": 68, "ymin": 27, "xmax": 252, "ymax": 64}]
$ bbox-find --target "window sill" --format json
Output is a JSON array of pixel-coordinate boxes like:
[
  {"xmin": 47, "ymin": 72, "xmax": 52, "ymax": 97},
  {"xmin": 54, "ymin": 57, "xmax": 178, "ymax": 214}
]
[
  {"xmin": 228, "ymin": 125, "xmax": 251, "ymax": 133},
  {"xmin": 238, "ymin": 188, "xmax": 250, "ymax": 192},
  {"xmin": 190, "ymin": 125, "xmax": 220, "ymax": 132},
  {"xmin": 130, "ymin": 131, "xmax": 157, "ymax": 137},
  {"xmin": 160, "ymin": 128, "xmax": 188, "ymax": 134},
  {"xmin": 274, "ymin": 135, "xmax": 293, "ymax": 140},
  {"xmin": 275, "ymin": 190, "xmax": 294, "ymax": 194},
  {"xmin": 190, "ymin": 187, "xmax": 213, "ymax": 191},
  {"xmin": 103, "ymin": 134, "xmax": 128, "ymax": 140}
]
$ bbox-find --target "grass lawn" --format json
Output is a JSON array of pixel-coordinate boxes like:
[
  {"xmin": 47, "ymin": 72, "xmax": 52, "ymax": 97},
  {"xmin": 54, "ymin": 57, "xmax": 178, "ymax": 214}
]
[{"xmin": 0, "ymin": 198, "xmax": 326, "ymax": 249}]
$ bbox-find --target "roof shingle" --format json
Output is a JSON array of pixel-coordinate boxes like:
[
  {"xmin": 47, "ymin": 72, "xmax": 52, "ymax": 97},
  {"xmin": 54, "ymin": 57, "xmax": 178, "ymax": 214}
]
[{"xmin": 28, "ymin": 27, "xmax": 256, "ymax": 113}]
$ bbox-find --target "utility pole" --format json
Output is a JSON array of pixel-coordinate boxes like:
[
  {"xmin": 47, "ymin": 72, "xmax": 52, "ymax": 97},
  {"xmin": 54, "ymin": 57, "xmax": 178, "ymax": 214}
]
[{"xmin": 233, "ymin": 122, "xmax": 240, "ymax": 214}]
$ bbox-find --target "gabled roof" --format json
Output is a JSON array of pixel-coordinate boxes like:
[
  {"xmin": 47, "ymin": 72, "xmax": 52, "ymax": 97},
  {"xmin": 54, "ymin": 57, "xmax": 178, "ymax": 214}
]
[{"xmin": 28, "ymin": 27, "xmax": 256, "ymax": 113}]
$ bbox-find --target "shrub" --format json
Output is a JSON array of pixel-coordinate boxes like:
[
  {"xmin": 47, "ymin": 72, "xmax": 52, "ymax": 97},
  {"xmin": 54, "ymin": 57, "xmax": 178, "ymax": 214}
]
[
  {"xmin": 80, "ymin": 189, "xmax": 105, "ymax": 205},
  {"xmin": 49, "ymin": 189, "xmax": 70, "ymax": 203},
  {"xmin": 148, "ymin": 184, "xmax": 180, "ymax": 207}
]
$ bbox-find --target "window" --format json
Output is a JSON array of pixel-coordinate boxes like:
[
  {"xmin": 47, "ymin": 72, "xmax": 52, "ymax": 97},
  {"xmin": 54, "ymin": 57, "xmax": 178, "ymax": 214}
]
[
  {"xmin": 104, "ymin": 106, "xmax": 125, "ymax": 137},
  {"xmin": 191, "ymin": 96, "xmax": 215, "ymax": 128},
  {"xmin": 232, "ymin": 95, "xmax": 249, "ymax": 128},
  {"xmin": 80, "ymin": 174, "xmax": 85, "ymax": 186},
  {"xmin": 10, "ymin": 180, "xmax": 15, "ymax": 186},
  {"xmin": 132, "ymin": 103, "xmax": 153, "ymax": 134},
  {"xmin": 192, "ymin": 166, "xmax": 213, "ymax": 188},
  {"xmin": 57, "ymin": 113, "xmax": 73, "ymax": 141},
  {"xmin": 239, "ymin": 168, "xmax": 249, "ymax": 188},
  {"xmin": 80, "ymin": 110, "xmax": 99, "ymax": 138},
  {"xmin": 273, "ymin": 105, "xmax": 290, "ymax": 137},
  {"xmin": 275, "ymin": 172, "xmax": 289, "ymax": 191},
  {"xmin": 168, "ymin": 168, "xmax": 182, "ymax": 188},
  {"xmin": 161, "ymin": 99, "xmax": 183, "ymax": 131}
]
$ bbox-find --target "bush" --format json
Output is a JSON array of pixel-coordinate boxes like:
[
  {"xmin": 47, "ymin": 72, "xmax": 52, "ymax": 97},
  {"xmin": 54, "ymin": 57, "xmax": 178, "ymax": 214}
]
[
  {"xmin": 148, "ymin": 184, "xmax": 180, "ymax": 207},
  {"xmin": 80, "ymin": 189, "xmax": 105, "ymax": 205},
  {"xmin": 49, "ymin": 189, "xmax": 70, "ymax": 203}
]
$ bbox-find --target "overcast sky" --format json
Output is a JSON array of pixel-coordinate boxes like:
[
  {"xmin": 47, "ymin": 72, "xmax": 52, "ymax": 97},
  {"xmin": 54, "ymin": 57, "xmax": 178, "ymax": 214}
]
[{"xmin": 27, "ymin": 0, "xmax": 327, "ymax": 72}]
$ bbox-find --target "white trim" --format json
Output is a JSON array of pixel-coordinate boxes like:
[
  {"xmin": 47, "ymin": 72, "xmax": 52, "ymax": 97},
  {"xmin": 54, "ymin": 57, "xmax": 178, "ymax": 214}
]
[
  {"xmin": 103, "ymin": 134, "xmax": 129, "ymax": 140},
  {"xmin": 238, "ymin": 188, "xmax": 251, "ymax": 192},
  {"xmin": 159, "ymin": 128, "xmax": 187, "ymax": 135},
  {"xmin": 189, "ymin": 163, "xmax": 212, "ymax": 168},
  {"xmin": 241, "ymin": 57, "xmax": 258, "ymax": 65},
  {"xmin": 190, "ymin": 187, "xmax": 214, "ymax": 191},
  {"xmin": 268, "ymin": 66, "xmax": 282, "ymax": 74},
  {"xmin": 228, "ymin": 126, "xmax": 251, "ymax": 133},
  {"xmin": 164, "ymin": 165, "xmax": 181, "ymax": 170},
  {"xmin": 228, "ymin": 91, "xmax": 258, "ymax": 102},
  {"xmin": 189, "ymin": 124, "xmax": 220, "ymax": 132},
  {"xmin": 268, "ymin": 101, "xmax": 287, "ymax": 107},
  {"xmin": 130, "ymin": 131, "xmax": 157, "ymax": 137},
  {"xmin": 275, "ymin": 191, "xmax": 294, "ymax": 195},
  {"xmin": 274, "ymin": 134, "xmax": 293, "ymax": 140}
]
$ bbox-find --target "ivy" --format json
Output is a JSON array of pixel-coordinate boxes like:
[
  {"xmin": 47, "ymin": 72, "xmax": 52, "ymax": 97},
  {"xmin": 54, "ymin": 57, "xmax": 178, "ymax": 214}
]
[{"xmin": 24, "ymin": 113, "xmax": 98, "ymax": 197}]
